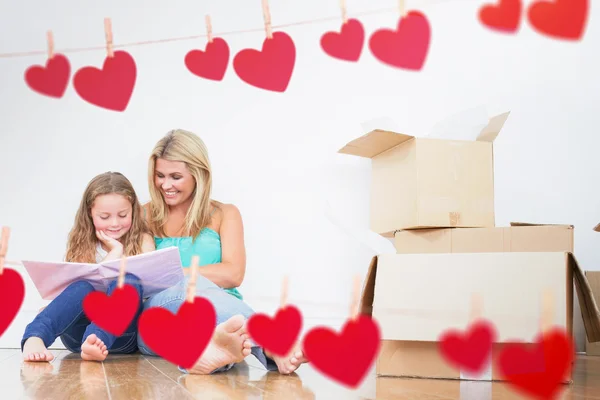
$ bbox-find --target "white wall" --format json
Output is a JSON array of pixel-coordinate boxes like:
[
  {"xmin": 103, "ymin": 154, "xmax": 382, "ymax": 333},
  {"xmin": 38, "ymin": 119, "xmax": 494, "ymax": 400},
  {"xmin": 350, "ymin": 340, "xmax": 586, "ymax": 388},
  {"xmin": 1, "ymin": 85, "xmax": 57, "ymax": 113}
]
[{"xmin": 0, "ymin": 0, "xmax": 599, "ymax": 352}]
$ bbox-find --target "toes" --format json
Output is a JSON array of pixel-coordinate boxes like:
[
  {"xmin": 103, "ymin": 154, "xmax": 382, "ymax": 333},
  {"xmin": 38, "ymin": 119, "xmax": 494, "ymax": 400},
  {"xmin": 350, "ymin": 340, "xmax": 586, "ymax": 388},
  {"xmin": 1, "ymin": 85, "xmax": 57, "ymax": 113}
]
[
  {"xmin": 291, "ymin": 357, "xmax": 299, "ymax": 365},
  {"xmin": 242, "ymin": 348, "xmax": 252, "ymax": 357},
  {"xmin": 86, "ymin": 334, "xmax": 97, "ymax": 345}
]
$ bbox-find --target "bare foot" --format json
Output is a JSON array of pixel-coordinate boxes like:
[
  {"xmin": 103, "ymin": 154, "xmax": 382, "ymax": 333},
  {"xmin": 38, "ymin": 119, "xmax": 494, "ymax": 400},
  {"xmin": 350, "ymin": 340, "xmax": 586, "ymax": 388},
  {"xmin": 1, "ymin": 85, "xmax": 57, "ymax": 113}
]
[
  {"xmin": 188, "ymin": 314, "xmax": 252, "ymax": 375},
  {"xmin": 22, "ymin": 337, "xmax": 54, "ymax": 362},
  {"xmin": 80, "ymin": 334, "xmax": 108, "ymax": 361},
  {"xmin": 267, "ymin": 346, "xmax": 309, "ymax": 375}
]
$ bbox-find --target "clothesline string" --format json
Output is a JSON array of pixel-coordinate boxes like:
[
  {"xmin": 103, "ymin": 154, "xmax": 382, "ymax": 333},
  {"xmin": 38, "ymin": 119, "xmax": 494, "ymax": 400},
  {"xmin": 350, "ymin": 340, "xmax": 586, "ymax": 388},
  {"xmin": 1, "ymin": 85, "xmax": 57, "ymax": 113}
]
[
  {"xmin": 0, "ymin": 1, "xmax": 456, "ymax": 59},
  {"xmin": 5, "ymin": 261, "xmax": 559, "ymax": 325}
]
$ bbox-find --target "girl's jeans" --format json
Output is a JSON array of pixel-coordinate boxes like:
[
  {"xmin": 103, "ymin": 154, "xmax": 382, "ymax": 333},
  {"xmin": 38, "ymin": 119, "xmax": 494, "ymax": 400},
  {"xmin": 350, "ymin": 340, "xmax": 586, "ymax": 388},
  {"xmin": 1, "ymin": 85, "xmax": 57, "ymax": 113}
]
[
  {"xmin": 137, "ymin": 274, "xmax": 278, "ymax": 373},
  {"xmin": 21, "ymin": 273, "xmax": 144, "ymax": 354}
]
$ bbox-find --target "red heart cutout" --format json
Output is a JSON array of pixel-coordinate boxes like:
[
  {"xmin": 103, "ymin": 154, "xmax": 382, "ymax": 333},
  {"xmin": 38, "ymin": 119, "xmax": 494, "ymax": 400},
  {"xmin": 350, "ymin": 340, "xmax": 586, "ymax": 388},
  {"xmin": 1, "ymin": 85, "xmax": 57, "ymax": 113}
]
[
  {"xmin": 247, "ymin": 305, "xmax": 302, "ymax": 356},
  {"xmin": 497, "ymin": 328, "xmax": 574, "ymax": 399},
  {"xmin": 0, "ymin": 268, "xmax": 25, "ymax": 338},
  {"xmin": 479, "ymin": 0, "xmax": 522, "ymax": 33},
  {"xmin": 82, "ymin": 284, "xmax": 140, "ymax": 337},
  {"xmin": 24, "ymin": 54, "xmax": 71, "ymax": 98},
  {"xmin": 233, "ymin": 31, "xmax": 296, "ymax": 93},
  {"xmin": 438, "ymin": 319, "xmax": 496, "ymax": 375},
  {"xmin": 185, "ymin": 37, "xmax": 230, "ymax": 81},
  {"xmin": 320, "ymin": 19, "xmax": 365, "ymax": 62},
  {"xmin": 73, "ymin": 50, "xmax": 137, "ymax": 112},
  {"xmin": 528, "ymin": 0, "xmax": 588, "ymax": 41},
  {"xmin": 368, "ymin": 11, "xmax": 431, "ymax": 71},
  {"xmin": 138, "ymin": 297, "xmax": 216, "ymax": 369},
  {"xmin": 302, "ymin": 315, "xmax": 380, "ymax": 388}
]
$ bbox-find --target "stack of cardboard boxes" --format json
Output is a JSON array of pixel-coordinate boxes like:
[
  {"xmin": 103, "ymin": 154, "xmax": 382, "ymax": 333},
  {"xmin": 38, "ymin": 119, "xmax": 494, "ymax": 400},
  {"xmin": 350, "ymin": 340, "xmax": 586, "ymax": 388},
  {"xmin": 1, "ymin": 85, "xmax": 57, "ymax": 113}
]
[{"xmin": 338, "ymin": 112, "xmax": 600, "ymax": 384}]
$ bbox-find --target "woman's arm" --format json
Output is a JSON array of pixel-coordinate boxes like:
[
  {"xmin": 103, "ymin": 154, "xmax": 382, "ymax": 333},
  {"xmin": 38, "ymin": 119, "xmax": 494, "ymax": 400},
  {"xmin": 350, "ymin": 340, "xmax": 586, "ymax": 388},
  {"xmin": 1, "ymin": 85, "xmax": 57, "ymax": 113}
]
[{"xmin": 194, "ymin": 204, "xmax": 246, "ymax": 289}]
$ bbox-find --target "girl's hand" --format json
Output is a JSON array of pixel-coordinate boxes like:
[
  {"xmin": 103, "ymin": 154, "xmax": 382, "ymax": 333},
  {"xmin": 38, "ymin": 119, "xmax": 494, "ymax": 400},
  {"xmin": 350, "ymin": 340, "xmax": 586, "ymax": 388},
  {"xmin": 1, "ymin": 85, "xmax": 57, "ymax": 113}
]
[{"xmin": 95, "ymin": 230, "xmax": 123, "ymax": 253}]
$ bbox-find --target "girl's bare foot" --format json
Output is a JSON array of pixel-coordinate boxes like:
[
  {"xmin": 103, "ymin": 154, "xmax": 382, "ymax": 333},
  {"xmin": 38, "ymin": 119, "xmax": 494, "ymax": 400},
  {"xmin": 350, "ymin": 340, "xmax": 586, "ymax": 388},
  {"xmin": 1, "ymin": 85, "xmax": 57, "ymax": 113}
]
[
  {"xmin": 267, "ymin": 346, "xmax": 309, "ymax": 375},
  {"xmin": 188, "ymin": 315, "xmax": 252, "ymax": 375},
  {"xmin": 81, "ymin": 334, "xmax": 109, "ymax": 361},
  {"xmin": 22, "ymin": 337, "xmax": 54, "ymax": 362}
]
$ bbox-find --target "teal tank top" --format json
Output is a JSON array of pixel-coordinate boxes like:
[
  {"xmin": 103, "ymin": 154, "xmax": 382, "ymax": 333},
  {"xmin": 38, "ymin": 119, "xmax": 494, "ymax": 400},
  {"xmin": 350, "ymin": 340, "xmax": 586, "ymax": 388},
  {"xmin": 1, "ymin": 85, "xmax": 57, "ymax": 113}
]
[{"xmin": 155, "ymin": 227, "xmax": 243, "ymax": 300}]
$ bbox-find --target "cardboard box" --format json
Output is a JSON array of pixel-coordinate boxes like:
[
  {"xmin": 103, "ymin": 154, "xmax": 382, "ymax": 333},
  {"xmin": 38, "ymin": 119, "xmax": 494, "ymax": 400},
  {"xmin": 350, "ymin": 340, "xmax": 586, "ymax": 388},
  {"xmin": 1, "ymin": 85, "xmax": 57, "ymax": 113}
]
[
  {"xmin": 360, "ymin": 252, "xmax": 600, "ymax": 382},
  {"xmin": 337, "ymin": 112, "xmax": 510, "ymax": 236},
  {"xmin": 394, "ymin": 222, "xmax": 574, "ymax": 254},
  {"xmin": 586, "ymin": 271, "xmax": 600, "ymax": 356}
]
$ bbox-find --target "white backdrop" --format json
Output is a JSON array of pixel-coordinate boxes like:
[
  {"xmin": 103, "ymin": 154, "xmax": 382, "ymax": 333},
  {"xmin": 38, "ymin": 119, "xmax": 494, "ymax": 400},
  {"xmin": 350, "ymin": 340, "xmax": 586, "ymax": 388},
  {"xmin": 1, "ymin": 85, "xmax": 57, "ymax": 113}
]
[{"xmin": 0, "ymin": 0, "xmax": 599, "ymax": 352}]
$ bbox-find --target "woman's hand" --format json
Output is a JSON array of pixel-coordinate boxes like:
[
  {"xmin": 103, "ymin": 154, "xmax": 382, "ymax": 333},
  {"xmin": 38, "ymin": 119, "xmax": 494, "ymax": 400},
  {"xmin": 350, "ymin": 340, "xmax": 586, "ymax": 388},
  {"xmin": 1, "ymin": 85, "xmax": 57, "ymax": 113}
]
[{"xmin": 95, "ymin": 230, "xmax": 123, "ymax": 255}]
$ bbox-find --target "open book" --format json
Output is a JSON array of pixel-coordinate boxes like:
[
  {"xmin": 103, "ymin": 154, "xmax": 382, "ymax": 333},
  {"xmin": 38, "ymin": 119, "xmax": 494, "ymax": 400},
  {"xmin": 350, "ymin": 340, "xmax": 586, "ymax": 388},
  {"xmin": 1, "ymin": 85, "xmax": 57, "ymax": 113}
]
[{"xmin": 22, "ymin": 246, "xmax": 185, "ymax": 300}]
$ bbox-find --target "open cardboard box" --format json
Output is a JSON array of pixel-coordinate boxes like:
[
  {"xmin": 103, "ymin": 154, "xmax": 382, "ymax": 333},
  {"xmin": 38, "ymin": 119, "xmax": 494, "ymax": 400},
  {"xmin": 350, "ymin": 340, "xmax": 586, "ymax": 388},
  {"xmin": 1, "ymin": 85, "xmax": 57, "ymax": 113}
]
[
  {"xmin": 359, "ymin": 250, "xmax": 600, "ymax": 382},
  {"xmin": 337, "ymin": 111, "xmax": 510, "ymax": 237}
]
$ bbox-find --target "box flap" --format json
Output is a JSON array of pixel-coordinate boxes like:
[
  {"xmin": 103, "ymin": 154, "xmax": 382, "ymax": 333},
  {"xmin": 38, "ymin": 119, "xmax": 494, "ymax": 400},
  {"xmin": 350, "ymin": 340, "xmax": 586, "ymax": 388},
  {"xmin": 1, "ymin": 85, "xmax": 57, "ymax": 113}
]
[
  {"xmin": 510, "ymin": 221, "xmax": 574, "ymax": 229},
  {"xmin": 338, "ymin": 130, "xmax": 414, "ymax": 159},
  {"xmin": 571, "ymin": 253, "xmax": 600, "ymax": 342},
  {"xmin": 476, "ymin": 112, "xmax": 511, "ymax": 143},
  {"xmin": 360, "ymin": 256, "xmax": 378, "ymax": 317}
]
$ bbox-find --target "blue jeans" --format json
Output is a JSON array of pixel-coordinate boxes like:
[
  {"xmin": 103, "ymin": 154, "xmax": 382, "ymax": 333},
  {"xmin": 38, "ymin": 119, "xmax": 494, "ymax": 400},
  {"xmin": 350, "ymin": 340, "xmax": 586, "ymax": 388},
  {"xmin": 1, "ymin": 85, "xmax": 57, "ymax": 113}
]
[
  {"xmin": 137, "ymin": 275, "xmax": 278, "ymax": 373},
  {"xmin": 21, "ymin": 273, "xmax": 144, "ymax": 354}
]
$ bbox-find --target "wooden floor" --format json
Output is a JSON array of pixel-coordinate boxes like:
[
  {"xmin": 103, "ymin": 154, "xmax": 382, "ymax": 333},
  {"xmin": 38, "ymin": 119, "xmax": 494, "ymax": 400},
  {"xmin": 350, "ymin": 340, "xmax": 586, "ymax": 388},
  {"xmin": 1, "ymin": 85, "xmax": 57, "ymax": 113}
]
[{"xmin": 2, "ymin": 348, "xmax": 600, "ymax": 399}]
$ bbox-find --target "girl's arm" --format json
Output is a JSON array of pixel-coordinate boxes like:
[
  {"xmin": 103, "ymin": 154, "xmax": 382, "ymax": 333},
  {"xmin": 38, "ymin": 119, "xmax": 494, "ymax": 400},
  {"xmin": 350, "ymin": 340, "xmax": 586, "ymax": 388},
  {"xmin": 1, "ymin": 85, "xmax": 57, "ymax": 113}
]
[
  {"xmin": 194, "ymin": 204, "xmax": 246, "ymax": 289},
  {"xmin": 141, "ymin": 233, "xmax": 156, "ymax": 253}
]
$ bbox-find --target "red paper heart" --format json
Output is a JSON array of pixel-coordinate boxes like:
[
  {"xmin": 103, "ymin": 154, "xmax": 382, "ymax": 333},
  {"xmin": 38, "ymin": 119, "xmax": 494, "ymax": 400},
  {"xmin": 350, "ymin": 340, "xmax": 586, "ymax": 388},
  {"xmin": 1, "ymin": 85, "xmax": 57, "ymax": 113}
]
[
  {"xmin": 302, "ymin": 315, "xmax": 380, "ymax": 388},
  {"xmin": 82, "ymin": 284, "xmax": 140, "ymax": 337},
  {"xmin": 320, "ymin": 19, "xmax": 365, "ymax": 62},
  {"xmin": 247, "ymin": 305, "xmax": 302, "ymax": 356},
  {"xmin": 368, "ymin": 11, "xmax": 431, "ymax": 71},
  {"xmin": 24, "ymin": 54, "xmax": 71, "ymax": 98},
  {"xmin": 138, "ymin": 297, "xmax": 216, "ymax": 369},
  {"xmin": 497, "ymin": 328, "xmax": 574, "ymax": 400},
  {"xmin": 185, "ymin": 37, "xmax": 230, "ymax": 81},
  {"xmin": 438, "ymin": 319, "xmax": 496, "ymax": 375},
  {"xmin": 233, "ymin": 31, "xmax": 296, "ymax": 93},
  {"xmin": 0, "ymin": 268, "xmax": 25, "ymax": 338},
  {"xmin": 528, "ymin": 0, "xmax": 588, "ymax": 40},
  {"xmin": 73, "ymin": 50, "xmax": 137, "ymax": 112},
  {"xmin": 479, "ymin": 0, "xmax": 522, "ymax": 33}
]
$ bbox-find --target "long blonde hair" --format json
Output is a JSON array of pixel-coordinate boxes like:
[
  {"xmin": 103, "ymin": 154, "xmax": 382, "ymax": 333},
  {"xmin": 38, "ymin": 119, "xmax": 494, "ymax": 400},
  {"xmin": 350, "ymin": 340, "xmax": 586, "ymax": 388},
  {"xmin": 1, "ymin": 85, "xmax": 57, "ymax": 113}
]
[
  {"xmin": 148, "ymin": 129, "xmax": 215, "ymax": 239},
  {"xmin": 65, "ymin": 172, "xmax": 150, "ymax": 263}
]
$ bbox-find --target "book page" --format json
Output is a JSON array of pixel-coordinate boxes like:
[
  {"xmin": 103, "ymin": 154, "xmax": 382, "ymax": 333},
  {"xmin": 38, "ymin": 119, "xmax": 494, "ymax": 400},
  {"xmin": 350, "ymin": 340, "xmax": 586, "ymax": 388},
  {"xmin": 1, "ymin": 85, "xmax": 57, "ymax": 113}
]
[{"xmin": 21, "ymin": 260, "xmax": 102, "ymax": 300}]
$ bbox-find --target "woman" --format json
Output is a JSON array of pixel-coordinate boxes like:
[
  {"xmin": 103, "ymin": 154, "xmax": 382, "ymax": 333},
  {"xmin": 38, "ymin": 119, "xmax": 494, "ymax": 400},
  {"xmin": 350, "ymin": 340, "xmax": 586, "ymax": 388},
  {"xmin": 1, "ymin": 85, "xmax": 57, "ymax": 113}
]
[{"xmin": 137, "ymin": 129, "xmax": 306, "ymax": 375}]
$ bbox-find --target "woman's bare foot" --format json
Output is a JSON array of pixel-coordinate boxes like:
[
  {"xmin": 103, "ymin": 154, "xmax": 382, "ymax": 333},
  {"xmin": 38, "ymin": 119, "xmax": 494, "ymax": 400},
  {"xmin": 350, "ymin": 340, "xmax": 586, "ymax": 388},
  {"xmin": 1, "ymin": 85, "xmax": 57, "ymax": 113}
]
[
  {"xmin": 188, "ymin": 315, "xmax": 252, "ymax": 375},
  {"xmin": 81, "ymin": 334, "xmax": 109, "ymax": 361},
  {"xmin": 22, "ymin": 337, "xmax": 54, "ymax": 362},
  {"xmin": 267, "ymin": 346, "xmax": 309, "ymax": 375}
]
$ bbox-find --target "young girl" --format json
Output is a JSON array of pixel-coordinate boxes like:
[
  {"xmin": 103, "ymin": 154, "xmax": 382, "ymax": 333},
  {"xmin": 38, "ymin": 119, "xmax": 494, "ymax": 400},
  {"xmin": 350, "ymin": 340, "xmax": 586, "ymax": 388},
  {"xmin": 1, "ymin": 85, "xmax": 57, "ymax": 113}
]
[{"xmin": 21, "ymin": 171, "xmax": 155, "ymax": 362}]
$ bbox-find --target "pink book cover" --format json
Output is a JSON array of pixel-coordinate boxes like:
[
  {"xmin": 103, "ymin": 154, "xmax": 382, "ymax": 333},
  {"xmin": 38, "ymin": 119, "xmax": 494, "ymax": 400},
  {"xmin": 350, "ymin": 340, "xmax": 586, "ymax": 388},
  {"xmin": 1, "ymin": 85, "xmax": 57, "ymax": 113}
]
[{"xmin": 21, "ymin": 246, "xmax": 184, "ymax": 300}]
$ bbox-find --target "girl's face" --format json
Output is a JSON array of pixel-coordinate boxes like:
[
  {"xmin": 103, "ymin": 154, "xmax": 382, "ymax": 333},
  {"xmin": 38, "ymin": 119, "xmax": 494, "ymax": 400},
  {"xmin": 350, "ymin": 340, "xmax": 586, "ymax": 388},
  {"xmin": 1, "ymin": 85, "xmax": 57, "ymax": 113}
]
[
  {"xmin": 154, "ymin": 158, "xmax": 196, "ymax": 208},
  {"xmin": 90, "ymin": 193, "xmax": 133, "ymax": 241}
]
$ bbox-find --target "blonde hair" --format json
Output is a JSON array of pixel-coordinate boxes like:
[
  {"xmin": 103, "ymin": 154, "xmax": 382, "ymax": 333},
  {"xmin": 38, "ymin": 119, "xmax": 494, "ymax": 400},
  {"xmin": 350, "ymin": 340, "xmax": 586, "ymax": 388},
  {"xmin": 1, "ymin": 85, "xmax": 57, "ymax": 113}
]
[
  {"xmin": 65, "ymin": 172, "xmax": 150, "ymax": 263},
  {"xmin": 148, "ymin": 129, "xmax": 216, "ymax": 239}
]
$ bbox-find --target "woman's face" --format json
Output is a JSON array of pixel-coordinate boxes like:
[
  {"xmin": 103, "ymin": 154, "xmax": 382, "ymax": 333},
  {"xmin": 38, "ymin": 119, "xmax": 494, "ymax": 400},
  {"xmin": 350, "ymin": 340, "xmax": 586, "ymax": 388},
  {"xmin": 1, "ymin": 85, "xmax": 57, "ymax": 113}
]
[{"xmin": 154, "ymin": 158, "xmax": 196, "ymax": 208}]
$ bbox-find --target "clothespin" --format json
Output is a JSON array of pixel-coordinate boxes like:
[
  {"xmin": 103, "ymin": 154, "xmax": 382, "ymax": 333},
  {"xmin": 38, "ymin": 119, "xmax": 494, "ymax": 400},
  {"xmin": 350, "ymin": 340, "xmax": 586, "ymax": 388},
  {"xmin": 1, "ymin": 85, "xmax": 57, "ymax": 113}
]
[
  {"xmin": 349, "ymin": 274, "xmax": 361, "ymax": 320},
  {"xmin": 0, "ymin": 227, "xmax": 9, "ymax": 275},
  {"xmin": 47, "ymin": 31, "xmax": 55, "ymax": 59},
  {"xmin": 205, "ymin": 15, "xmax": 213, "ymax": 43},
  {"xmin": 340, "ymin": 0, "xmax": 348, "ymax": 24},
  {"xmin": 104, "ymin": 17, "xmax": 114, "ymax": 58},
  {"xmin": 399, "ymin": 0, "xmax": 407, "ymax": 17},
  {"xmin": 262, "ymin": 0, "xmax": 273, "ymax": 39},
  {"xmin": 186, "ymin": 255, "xmax": 200, "ymax": 303},
  {"xmin": 280, "ymin": 275, "xmax": 289, "ymax": 310},
  {"xmin": 117, "ymin": 256, "xmax": 127, "ymax": 288},
  {"xmin": 540, "ymin": 289, "xmax": 554, "ymax": 333}
]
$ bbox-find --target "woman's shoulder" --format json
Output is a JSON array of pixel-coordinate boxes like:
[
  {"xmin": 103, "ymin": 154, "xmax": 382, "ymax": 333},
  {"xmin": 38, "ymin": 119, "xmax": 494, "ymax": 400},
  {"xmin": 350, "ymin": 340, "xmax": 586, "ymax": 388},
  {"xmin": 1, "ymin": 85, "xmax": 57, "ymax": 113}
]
[{"xmin": 212, "ymin": 202, "xmax": 241, "ymax": 219}]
